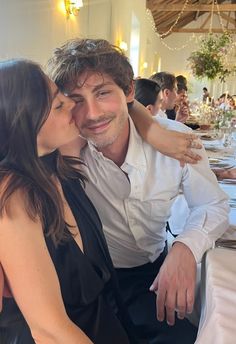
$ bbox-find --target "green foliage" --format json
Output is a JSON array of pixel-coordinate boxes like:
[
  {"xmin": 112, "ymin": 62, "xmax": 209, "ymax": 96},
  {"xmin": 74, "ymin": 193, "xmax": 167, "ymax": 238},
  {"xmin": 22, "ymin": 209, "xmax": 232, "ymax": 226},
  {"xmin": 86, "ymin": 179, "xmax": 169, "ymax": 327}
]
[
  {"xmin": 214, "ymin": 109, "xmax": 236, "ymax": 129},
  {"xmin": 188, "ymin": 32, "xmax": 235, "ymax": 82}
]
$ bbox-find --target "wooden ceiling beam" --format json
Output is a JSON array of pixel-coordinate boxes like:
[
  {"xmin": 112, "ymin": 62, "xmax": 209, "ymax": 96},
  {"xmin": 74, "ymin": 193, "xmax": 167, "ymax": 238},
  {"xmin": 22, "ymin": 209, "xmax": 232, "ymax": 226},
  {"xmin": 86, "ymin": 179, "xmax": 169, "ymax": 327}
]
[
  {"xmin": 174, "ymin": 13, "xmax": 197, "ymax": 29},
  {"xmin": 220, "ymin": 12, "xmax": 236, "ymax": 26},
  {"xmin": 158, "ymin": 28, "xmax": 236, "ymax": 33},
  {"xmin": 200, "ymin": 13, "xmax": 211, "ymax": 28},
  {"xmin": 147, "ymin": 4, "xmax": 236, "ymax": 12}
]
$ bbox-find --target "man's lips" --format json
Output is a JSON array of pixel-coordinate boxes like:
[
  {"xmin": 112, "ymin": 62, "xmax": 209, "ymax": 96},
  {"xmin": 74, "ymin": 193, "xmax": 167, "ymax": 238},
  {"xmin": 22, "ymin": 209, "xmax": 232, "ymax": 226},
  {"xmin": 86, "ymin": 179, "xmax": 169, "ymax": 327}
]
[{"xmin": 84, "ymin": 119, "xmax": 112, "ymax": 134}]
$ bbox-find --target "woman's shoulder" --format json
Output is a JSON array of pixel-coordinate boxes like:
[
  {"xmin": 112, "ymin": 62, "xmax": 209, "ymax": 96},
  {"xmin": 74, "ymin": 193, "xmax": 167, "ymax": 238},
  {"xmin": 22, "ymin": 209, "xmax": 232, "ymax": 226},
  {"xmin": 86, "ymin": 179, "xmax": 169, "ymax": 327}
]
[{"xmin": 0, "ymin": 174, "xmax": 36, "ymax": 222}]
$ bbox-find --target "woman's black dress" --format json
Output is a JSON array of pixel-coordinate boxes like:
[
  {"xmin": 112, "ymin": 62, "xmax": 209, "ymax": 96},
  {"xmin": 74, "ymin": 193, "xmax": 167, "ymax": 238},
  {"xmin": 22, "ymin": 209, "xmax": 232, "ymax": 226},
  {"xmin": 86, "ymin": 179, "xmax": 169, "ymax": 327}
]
[{"xmin": 0, "ymin": 153, "xmax": 137, "ymax": 344}]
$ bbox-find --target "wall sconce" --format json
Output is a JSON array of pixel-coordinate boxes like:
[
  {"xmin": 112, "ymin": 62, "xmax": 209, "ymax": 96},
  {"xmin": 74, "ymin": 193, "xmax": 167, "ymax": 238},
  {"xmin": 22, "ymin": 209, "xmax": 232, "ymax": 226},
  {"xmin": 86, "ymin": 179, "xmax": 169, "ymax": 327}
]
[
  {"xmin": 142, "ymin": 62, "xmax": 148, "ymax": 69},
  {"xmin": 64, "ymin": 0, "xmax": 83, "ymax": 18},
  {"xmin": 119, "ymin": 41, "xmax": 128, "ymax": 52}
]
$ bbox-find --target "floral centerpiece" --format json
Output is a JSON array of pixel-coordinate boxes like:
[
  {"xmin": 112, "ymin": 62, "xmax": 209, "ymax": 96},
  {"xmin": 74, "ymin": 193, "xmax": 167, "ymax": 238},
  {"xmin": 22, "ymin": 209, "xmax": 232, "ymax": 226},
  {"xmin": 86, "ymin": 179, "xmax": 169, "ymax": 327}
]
[
  {"xmin": 188, "ymin": 32, "xmax": 235, "ymax": 82},
  {"xmin": 215, "ymin": 108, "xmax": 236, "ymax": 129}
]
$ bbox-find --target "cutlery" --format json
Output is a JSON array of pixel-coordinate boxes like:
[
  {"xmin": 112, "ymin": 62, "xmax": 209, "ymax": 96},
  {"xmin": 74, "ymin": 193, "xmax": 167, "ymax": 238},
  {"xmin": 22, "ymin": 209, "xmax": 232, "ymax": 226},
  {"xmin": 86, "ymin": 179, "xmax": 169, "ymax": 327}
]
[
  {"xmin": 219, "ymin": 179, "xmax": 236, "ymax": 184},
  {"xmin": 216, "ymin": 239, "xmax": 236, "ymax": 249}
]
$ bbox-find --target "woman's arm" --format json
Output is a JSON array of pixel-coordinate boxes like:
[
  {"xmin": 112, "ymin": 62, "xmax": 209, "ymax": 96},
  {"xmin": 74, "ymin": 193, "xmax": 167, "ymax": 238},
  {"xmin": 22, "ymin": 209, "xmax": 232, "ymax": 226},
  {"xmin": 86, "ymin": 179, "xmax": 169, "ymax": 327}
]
[
  {"xmin": 212, "ymin": 167, "xmax": 236, "ymax": 180},
  {"xmin": 0, "ymin": 189, "xmax": 92, "ymax": 344},
  {"xmin": 129, "ymin": 100, "xmax": 202, "ymax": 164}
]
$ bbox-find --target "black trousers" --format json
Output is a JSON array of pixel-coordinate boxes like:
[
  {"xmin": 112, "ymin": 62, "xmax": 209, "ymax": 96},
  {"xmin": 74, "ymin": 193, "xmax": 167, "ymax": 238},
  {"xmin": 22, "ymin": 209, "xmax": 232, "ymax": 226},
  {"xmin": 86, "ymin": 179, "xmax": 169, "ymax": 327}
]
[{"xmin": 115, "ymin": 247, "xmax": 198, "ymax": 344}]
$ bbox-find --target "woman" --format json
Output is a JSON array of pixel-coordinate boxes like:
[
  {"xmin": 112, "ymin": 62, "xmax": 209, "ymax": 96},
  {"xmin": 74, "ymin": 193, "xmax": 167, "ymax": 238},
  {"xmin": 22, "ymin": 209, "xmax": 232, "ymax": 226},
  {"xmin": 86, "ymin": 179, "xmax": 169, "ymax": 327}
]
[{"xmin": 0, "ymin": 59, "xmax": 137, "ymax": 344}]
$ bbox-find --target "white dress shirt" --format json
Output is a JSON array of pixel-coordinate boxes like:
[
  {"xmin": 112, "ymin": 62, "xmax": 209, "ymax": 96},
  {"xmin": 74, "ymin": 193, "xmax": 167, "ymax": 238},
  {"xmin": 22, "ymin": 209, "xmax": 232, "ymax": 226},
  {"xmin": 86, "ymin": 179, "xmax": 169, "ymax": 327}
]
[
  {"xmin": 81, "ymin": 117, "xmax": 229, "ymax": 268},
  {"xmin": 157, "ymin": 109, "xmax": 168, "ymax": 118}
]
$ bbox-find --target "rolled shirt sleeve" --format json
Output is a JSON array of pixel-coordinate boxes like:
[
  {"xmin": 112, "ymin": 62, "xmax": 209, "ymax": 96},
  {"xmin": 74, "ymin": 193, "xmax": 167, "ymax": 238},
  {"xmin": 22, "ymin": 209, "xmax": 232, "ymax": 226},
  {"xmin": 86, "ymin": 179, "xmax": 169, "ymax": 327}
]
[{"xmin": 173, "ymin": 146, "xmax": 229, "ymax": 263}]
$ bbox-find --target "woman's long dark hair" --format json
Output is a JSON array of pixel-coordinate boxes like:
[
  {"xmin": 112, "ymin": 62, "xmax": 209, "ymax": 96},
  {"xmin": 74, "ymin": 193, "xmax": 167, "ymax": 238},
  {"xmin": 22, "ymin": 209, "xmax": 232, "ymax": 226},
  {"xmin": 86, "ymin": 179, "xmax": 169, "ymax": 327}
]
[{"xmin": 0, "ymin": 59, "xmax": 84, "ymax": 245}]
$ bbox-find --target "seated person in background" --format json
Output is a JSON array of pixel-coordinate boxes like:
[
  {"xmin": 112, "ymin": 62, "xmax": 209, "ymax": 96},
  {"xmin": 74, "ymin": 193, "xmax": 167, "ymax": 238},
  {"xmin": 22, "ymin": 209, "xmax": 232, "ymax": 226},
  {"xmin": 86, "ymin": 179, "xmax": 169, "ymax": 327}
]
[
  {"xmin": 150, "ymin": 72, "xmax": 190, "ymax": 124},
  {"xmin": 48, "ymin": 38, "xmax": 230, "ymax": 344},
  {"xmin": 176, "ymin": 75, "xmax": 187, "ymax": 89},
  {"xmin": 231, "ymin": 95, "xmax": 236, "ymax": 110},
  {"xmin": 174, "ymin": 84, "xmax": 200, "ymax": 130},
  {"xmin": 217, "ymin": 93, "xmax": 234, "ymax": 110},
  {"xmin": 150, "ymin": 71, "xmax": 177, "ymax": 119},
  {"xmin": 175, "ymin": 84, "xmax": 190, "ymax": 124},
  {"xmin": 134, "ymin": 78, "xmax": 163, "ymax": 116},
  {"xmin": 228, "ymin": 96, "xmax": 235, "ymax": 110},
  {"xmin": 202, "ymin": 87, "xmax": 210, "ymax": 103},
  {"xmin": 0, "ymin": 59, "xmax": 140, "ymax": 344}
]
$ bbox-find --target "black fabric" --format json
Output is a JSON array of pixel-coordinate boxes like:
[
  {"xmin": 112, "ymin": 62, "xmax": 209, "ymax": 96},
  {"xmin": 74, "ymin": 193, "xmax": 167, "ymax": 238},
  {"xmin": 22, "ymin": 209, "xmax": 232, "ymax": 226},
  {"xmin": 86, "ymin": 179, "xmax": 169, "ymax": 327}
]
[
  {"xmin": 165, "ymin": 109, "xmax": 176, "ymax": 120},
  {"xmin": 166, "ymin": 222, "xmax": 178, "ymax": 238},
  {"xmin": 0, "ymin": 153, "xmax": 139, "ymax": 344},
  {"xmin": 116, "ymin": 246, "xmax": 198, "ymax": 344},
  {"xmin": 165, "ymin": 109, "xmax": 200, "ymax": 130},
  {"xmin": 185, "ymin": 123, "xmax": 200, "ymax": 130}
]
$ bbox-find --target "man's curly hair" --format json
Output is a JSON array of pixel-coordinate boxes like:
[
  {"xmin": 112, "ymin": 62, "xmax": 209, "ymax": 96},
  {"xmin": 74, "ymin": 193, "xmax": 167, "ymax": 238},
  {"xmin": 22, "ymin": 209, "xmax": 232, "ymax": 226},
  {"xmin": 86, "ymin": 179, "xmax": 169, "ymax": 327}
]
[{"xmin": 47, "ymin": 38, "xmax": 134, "ymax": 95}]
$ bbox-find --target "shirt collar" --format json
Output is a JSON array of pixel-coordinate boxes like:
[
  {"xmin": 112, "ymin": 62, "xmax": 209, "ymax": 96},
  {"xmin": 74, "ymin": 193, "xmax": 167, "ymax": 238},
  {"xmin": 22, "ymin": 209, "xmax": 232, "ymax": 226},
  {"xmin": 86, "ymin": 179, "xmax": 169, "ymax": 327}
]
[
  {"xmin": 85, "ymin": 117, "xmax": 147, "ymax": 171},
  {"xmin": 121, "ymin": 116, "xmax": 146, "ymax": 171}
]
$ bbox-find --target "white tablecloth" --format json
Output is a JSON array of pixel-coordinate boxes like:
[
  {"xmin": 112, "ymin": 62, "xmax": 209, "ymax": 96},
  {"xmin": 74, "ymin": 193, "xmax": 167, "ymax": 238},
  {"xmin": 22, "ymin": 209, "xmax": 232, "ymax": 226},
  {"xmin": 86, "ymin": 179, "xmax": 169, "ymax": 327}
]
[
  {"xmin": 195, "ymin": 248, "xmax": 236, "ymax": 344},
  {"xmin": 195, "ymin": 138, "xmax": 236, "ymax": 343}
]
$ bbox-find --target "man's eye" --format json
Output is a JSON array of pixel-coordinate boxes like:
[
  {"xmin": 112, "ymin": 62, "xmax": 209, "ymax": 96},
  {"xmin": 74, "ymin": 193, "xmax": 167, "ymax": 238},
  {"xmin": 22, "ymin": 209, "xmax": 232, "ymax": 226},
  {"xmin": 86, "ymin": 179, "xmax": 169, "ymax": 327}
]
[
  {"xmin": 71, "ymin": 97, "xmax": 83, "ymax": 104},
  {"xmin": 98, "ymin": 90, "xmax": 111, "ymax": 97}
]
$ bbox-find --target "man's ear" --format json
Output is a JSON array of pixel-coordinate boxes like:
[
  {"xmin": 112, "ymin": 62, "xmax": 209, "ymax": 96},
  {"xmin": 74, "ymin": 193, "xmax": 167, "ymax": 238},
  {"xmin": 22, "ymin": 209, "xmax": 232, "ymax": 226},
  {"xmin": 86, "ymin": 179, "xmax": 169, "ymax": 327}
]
[
  {"xmin": 146, "ymin": 104, "xmax": 154, "ymax": 115},
  {"xmin": 162, "ymin": 88, "xmax": 169, "ymax": 98},
  {"xmin": 126, "ymin": 81, "xmax": 135, "ymax": 103}
]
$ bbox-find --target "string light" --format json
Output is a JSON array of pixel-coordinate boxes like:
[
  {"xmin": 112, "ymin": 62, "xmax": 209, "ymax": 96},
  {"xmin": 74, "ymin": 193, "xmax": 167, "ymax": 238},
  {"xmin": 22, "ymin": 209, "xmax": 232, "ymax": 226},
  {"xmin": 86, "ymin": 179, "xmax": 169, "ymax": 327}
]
[
  {"xmin": 146, "ymin": 8, "xmax": 196, "ymax": 51},
  {"xmin": 215, "ymin": 0, "xmax": 227, "ymax": 33},
  {"xmin": 209, "ymin": 0, "xmax": 214, "ymax": 33},
  {"xmin": 159, "ymin": 34, "xmax": 196, "ymax": 51},
  {"xmin": 146, "ymin": 0, "xmax": 236, "ymax": 52},
  {"xmin": 158, "ymin": 0, "xmax": 190, "ymax": 38},
  {"xmin": 211, "ymin": 0, "xmax": 236, "ymax": 68}
]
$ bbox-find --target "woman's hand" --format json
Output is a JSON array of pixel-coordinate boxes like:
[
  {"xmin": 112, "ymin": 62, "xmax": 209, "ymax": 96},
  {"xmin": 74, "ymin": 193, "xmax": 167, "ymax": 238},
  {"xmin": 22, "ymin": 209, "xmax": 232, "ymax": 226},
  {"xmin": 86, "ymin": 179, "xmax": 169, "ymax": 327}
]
[
  {"xmin": 129, "ymin": 99, "xmax": 202, "ymax": 165},
  {"xmin": 212, "ymin": 167, "xmax": 236, "ymax": 180},
  {"xmin": 147, "ymin": 125, "xmax": 202, "ymax": 165}
]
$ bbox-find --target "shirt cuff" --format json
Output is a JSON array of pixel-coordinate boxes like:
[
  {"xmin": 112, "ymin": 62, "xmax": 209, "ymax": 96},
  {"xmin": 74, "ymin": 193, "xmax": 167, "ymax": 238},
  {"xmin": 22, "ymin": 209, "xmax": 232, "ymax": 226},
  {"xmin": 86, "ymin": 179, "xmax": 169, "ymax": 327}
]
[{"xmin": 173, "ymin": 229, "xmax": 214, "ymax": 264}]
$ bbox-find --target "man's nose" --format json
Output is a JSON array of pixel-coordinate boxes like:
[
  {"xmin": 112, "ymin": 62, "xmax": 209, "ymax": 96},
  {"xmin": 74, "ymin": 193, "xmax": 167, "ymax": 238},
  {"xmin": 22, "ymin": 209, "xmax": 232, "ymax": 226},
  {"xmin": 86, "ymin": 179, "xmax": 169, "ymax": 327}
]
[{"xmin": 85, "ymin": 98, "xmax": 102, "ymax": 119}]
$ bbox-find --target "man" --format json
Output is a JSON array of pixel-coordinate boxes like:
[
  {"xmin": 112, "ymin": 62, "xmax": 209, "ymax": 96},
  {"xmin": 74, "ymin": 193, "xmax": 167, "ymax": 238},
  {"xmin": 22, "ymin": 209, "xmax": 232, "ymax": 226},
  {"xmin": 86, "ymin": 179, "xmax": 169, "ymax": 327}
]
[
  {"xmin": 151, "ymin": 72, "xmax": 190, "ymax": 125},
  {"xmin": 202, "ymin": 87, "xmax": 210, "ymax": 103},
  {"xmin": 47, "ymin": 38, "xmax": 229, "ymax": 344},
  {"xmin": 150, "ymin": 72, "xmax": 176, "ymax": 119},
  {"xmin": 175, "ymin": 84, "xmax": 190, "ymax": 123},
  {"xmin": 134, "ymin": 78, "xmax": 163, "ymax": 116}
]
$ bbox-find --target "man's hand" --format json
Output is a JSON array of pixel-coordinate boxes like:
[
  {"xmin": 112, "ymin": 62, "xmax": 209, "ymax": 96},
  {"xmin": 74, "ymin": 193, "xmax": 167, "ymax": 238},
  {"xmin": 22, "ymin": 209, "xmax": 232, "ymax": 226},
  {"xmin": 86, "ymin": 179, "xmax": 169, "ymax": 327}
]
[
  {"xmin": 175, "ymin": 104, "xmax": 189, "ymax": 123},
  {"xmin": 128, "ymin": 99, "xmax": 202, "ymax": 165},
  {"xmin": 150, "ymin": 242, "xmax": 196, "ymax": 326}
]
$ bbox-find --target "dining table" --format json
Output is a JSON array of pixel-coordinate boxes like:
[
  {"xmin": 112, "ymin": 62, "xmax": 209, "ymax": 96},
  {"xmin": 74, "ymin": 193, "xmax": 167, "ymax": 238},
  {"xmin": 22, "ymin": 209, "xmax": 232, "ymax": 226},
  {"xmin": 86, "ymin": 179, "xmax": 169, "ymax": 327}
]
[{"xmin": 193, "ymin": 131, "xmax": 236, "ymax": 344}]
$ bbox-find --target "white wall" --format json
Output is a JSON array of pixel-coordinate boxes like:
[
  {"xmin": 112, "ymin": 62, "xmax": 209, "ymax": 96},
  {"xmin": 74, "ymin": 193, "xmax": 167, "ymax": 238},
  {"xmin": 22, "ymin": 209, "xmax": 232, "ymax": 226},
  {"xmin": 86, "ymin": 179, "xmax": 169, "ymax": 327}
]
[
  {"xmin": 0, "ymin": 0, "xmax": 160, "ymax": 74},
  {"xmin": 0, "ymin": 0, "xmax": 112, "ymax": 65},
  {"xmin": 0, "ymin": 0, "xmax": 235, "ymax": 100}
]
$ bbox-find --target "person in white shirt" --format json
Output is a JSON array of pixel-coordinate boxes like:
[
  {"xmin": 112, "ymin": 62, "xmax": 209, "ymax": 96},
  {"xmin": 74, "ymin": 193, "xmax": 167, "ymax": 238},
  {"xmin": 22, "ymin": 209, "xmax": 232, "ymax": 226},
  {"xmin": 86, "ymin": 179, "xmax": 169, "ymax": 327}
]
[
  {"xmin": 47, "ymin": 38, "xmax": 229, "ymax": 344},
  {"xmin": 150, "ymin": 72, "xmax": 177, "ymax": 119}
]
